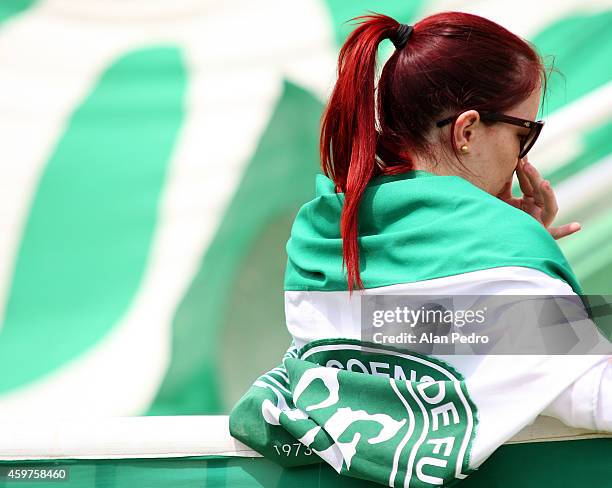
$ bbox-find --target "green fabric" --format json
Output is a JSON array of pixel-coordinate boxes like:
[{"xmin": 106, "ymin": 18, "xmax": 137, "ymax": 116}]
[
  {"xmin": 229, "ymin": 338, "xmax": 478, "ymax": 487},
  {"xmin": 284, "ymin": 170, "xmax": 584, "ymax": 295},
  {"xmin": 1, "ymin": 438, "xmax": 611, "ymax": 488}
]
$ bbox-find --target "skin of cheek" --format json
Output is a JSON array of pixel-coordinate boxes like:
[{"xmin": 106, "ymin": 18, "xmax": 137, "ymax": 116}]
[
  {"xmin": 457, "ymin": 127, "xmax": 519, "ymax": 195},
  {"xmin": 507, "ymin": 131, "xmax": 523, "ymax": 181},
  {"xmin": 474, "ymin": 130, "xmax": 510, "ymax": 195},
  {"xmin": 492, "ymin": 130, "xmax": 520, "ymax": 194}
]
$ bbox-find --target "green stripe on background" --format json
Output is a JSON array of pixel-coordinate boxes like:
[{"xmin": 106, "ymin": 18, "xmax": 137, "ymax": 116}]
[
  {"xmin": 533, "ymin": 11, "xmax": 612, "ymax": 113},
  {"xmin": 220, "ymin": 211, "xmax": 294, "ymax": 408},
  {"xmin": 0, "ymin": 47, "xmax": 186, "ymax": 392},
  {"xmin": 147, "ymin": 80, "xmax": 321, "ymax": 415},
  {"xmin": 547, "ymin": 120, "xmax": 612, "ymax": 187},
  {"xmin": 535, "ymin": 12, "xmax": 612, "ymax": 187},
  {"xmin": 561, "ymin": 205, "xmax": 612, "ymax": 294},
  {"xmin": 0, "ymin": 0, "xmax": 37, "ymax": 24},
  {"xmin": 323, "ymin": 0, "xmax": 424, "ymax": 48}
]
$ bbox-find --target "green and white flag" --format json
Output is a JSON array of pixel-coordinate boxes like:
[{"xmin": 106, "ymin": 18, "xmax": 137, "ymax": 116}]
[{"xmin": 230, "ymin": 170, "xmax": 612, "ymax": 487}]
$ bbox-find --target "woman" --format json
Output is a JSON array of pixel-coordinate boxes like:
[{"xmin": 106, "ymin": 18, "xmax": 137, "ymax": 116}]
[{"xmin": 230, "ymin": 11, "xmax": 611, "ymax": 487}]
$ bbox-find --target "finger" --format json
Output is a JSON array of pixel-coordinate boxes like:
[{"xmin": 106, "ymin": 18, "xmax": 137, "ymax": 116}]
[
  {"xmin": 539, "ymin": 179, "xmax": 559, "ymax": 227},
  {"xmin": 549, "ymin": 222, "xmax": 581, "ymax": 240},
  {"xmin": 523, "ymin": 162, "xmax": 545, "ymax": 206},
  {"xmin": 516, "ymin": 158, "xmax": 534, "ymax": 197}
]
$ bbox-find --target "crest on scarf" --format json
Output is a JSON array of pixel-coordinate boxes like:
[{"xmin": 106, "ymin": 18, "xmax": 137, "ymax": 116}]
[{"xmin": 230, "ymin": 339, "xmax": 478, "ymax": 487}]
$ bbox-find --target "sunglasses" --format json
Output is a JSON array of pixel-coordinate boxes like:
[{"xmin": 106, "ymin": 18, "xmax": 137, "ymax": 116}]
[{"xmin": 436, "ymin": 112, "xmax": 545, "ymax": 159}]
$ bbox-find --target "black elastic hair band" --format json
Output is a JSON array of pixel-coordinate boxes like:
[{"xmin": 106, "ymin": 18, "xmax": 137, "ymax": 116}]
[{"xmin": 390, "ymin": 23, "xmax": 414, "ymax": 50}]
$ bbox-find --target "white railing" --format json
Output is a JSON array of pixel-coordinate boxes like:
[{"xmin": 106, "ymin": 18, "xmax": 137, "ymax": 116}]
[{"xmin": 1, "ymin": 415, "xmax": 610, "ymax": 461}]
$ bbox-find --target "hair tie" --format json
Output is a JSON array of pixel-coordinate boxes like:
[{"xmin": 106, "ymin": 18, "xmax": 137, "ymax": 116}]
[{"xmin": 390, "ymin": 23, "xmax": 414, "ymax": 50}]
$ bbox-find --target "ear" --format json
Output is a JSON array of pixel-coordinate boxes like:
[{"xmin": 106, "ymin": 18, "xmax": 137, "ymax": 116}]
[{"xmin": 453, "ymin": 110, "xmax": 481, "ymax": 148}]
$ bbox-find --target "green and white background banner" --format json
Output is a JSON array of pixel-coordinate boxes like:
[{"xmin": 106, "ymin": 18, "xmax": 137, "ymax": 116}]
[{"xmin": 0, "ymin": 0, "xmax": 610, "ymax": 418}]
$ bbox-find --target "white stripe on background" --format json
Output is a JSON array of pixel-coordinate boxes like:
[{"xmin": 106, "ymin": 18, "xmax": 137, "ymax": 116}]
[
  {"xmin": 556, "ymin": 153, "xmax": 612, "ymax": 221},
  {"xmin": 529, "ymin": 82, "xmax": 612, "ymax": 173}
]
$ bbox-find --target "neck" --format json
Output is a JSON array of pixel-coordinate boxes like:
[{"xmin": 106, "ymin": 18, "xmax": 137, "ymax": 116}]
[{"xmin": 411, "ymin": 154, "xmax": 489, "ymax": 193}]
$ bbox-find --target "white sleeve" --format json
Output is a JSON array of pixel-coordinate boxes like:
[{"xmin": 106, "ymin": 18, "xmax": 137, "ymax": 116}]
[
  {"xmin": 457, "ymin": 266, "xmax": 612, "ymax": 437},
  {"xmin": 466, "ymin": 266, "xmax": 612, "ymax": 433},
  {"xmin": 420, "ymin": 266, "xmax": 612, "ymax": 467},
  {"xmin": 542, "ymin": 356, "xmax": 612, "ymax": 431}
]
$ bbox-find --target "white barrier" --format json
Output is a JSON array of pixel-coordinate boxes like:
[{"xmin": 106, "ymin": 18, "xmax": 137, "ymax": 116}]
[{"xmin": 1, "ymin": 415, "xmax": 610, "ymax": 461}]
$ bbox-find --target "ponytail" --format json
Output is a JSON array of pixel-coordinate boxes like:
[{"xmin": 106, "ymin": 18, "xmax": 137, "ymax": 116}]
[{"xmin": 320, "ymin": 12, "xmax": 407, "ymax": 294}]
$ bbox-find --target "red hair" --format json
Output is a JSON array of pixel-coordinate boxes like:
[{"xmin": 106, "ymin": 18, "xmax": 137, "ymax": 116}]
[{"xmin": 319, "ymin": 10, "xmax": 555, "ymax": 293}]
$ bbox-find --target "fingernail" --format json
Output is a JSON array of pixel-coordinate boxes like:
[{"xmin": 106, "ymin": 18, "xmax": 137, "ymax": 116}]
[{"xmin": 543, "ymin": 180, "xmax": 551, "ymax": 190}]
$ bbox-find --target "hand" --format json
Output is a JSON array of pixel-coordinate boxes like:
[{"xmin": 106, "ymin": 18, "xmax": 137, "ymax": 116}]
[{"xmin": 495, "ymin": 156, "xmax": 581, "ymax": 240}]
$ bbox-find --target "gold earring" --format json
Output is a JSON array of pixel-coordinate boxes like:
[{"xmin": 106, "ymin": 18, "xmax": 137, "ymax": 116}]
[{"xmin": 460, "ymin": 144, "xmax": 469, "ymax": 153}]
